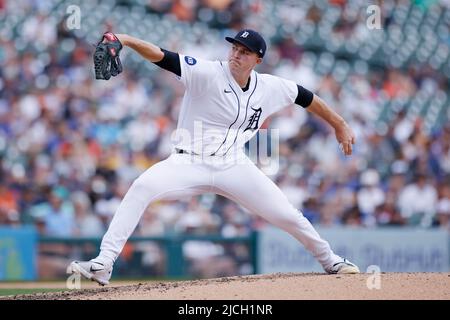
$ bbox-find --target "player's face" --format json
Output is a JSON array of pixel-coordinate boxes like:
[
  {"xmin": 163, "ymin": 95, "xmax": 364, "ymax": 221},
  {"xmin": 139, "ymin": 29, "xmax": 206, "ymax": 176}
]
[{"xmin": 228, "ymin": 43, "xmax": 262, "ymax": 73}]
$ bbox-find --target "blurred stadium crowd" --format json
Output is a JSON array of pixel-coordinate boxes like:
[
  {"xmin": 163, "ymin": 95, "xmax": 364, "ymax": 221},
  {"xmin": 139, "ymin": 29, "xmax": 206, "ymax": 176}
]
[{"xmin": 1, "ymin": 0, "xmax": 450, "ymax": 276}]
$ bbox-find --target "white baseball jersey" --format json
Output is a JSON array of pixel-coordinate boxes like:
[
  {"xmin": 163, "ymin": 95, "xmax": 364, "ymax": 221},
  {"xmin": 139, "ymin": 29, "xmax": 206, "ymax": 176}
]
[{"xmin": 173, "ymin": 55, "xmax": 299, "ymax": 156}]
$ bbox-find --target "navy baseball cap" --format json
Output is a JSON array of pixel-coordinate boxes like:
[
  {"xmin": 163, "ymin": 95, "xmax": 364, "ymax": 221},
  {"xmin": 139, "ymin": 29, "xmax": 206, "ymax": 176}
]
[{"xmin": 225, "ymin": 29, "xmax": 267, "ymax": 58}]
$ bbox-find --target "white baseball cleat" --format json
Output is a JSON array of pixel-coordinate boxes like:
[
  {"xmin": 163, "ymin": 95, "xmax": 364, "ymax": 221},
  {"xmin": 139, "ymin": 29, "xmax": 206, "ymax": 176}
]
[
  {"xmin": 68, "ymin": 260, "xmax": 113, "ymax": 286},
  {"xmin": 326, "ymin": 258, "xmax": 360, "ymax": 274}
]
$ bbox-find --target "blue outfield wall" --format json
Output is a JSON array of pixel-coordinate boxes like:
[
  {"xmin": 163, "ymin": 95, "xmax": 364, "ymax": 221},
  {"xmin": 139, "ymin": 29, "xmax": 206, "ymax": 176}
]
[
  {"xmin": 0, "ymin": 226, "xmax": 37, "ymax": 280},
  {"xmin": 257, "ymin": 227, "xmax": 450, "ymax": 273},
  {"xmin": 1, "ymin": 226, "xmax": 449, "ymax": 280}
]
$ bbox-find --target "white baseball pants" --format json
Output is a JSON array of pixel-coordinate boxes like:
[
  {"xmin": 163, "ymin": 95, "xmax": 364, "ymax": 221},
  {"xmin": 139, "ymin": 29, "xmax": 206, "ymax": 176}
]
[{"xmin": 98, "ymin": 152, "xmax": 341, "ymax": 270}]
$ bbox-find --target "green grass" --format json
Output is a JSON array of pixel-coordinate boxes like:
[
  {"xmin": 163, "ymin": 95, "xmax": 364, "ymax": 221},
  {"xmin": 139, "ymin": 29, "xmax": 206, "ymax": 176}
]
[
  {"xmin": 0, "ymin": 277, "xmax": 193, "ymax": 297},
  {"xmin": 0, "ymin": 288, "xmax": 68, "ymax": 297}
]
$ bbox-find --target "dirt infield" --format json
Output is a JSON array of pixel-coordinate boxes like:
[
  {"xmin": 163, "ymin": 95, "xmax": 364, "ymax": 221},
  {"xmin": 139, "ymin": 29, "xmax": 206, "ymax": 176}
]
[{"xmin": 3, "ymin": 273, "xmax": 450, "ymax": 300}]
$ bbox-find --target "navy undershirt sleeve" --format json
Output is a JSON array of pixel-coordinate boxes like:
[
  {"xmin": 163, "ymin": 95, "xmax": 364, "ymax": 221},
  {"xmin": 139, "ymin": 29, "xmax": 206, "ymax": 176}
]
[
  {"xmin": 154, "ymin": 48, "xmax": 181, "ymax": 77},
  {"xmin": 295, "ymin": 85, "xmax": 314, "ymax": 108}
]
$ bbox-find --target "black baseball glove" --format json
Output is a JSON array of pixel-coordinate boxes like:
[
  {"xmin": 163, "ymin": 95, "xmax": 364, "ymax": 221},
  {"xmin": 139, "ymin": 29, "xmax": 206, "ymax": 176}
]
[{"xmin": 93, "ymin": 32, "xmax": 123, "ymax": 80}]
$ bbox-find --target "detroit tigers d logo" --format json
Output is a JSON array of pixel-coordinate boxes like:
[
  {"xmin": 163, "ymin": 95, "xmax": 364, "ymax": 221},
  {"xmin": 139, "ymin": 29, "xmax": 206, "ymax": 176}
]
[{"xmin": 244, "ymin": 107, "xmax": 262, "ymax": 132}]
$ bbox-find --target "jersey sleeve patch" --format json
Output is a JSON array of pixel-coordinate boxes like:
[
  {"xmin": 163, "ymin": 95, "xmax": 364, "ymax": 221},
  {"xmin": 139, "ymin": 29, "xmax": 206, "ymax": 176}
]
[{"xmin": 184, "ymin": 56, "xmax": 197, "ymax": 66}]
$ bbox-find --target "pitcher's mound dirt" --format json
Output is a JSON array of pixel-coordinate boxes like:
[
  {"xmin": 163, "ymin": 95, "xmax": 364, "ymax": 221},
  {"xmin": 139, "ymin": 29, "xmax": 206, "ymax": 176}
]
[{"xmin": 6, "ymin": 272, "xmax": 450, "ymax": 300}]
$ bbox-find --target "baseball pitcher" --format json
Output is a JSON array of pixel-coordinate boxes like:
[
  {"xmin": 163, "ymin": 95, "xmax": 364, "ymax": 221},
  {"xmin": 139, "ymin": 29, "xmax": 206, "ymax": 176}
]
[{"xmin": 69, "ymin": 29, "xmax": 359, "ymax": 285}]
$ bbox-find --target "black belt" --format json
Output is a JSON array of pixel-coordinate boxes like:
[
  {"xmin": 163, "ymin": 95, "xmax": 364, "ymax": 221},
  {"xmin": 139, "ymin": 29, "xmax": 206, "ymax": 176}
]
[{"xmin": 175, "ymin": 148, "xmax": 197, "ymax": 155}]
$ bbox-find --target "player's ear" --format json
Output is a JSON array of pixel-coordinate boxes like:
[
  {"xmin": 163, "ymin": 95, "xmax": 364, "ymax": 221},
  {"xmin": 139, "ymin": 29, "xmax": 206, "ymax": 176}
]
[{"xmin": 256, "ymin": 57, "xmax": 263, "ymax": 64}]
